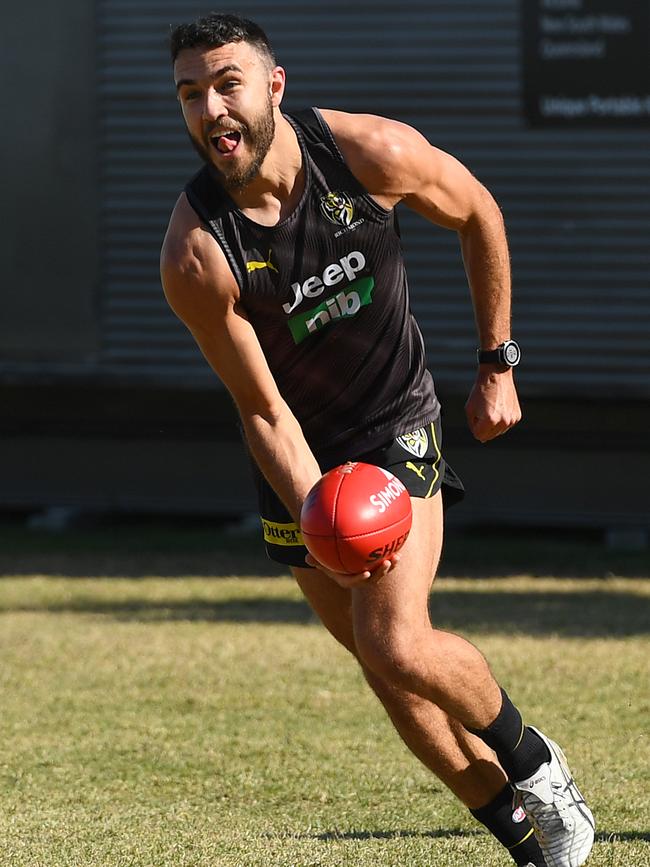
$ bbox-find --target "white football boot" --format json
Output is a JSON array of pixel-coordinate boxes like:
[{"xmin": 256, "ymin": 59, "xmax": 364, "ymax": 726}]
[{"xmin": 513, "ymin": 726, "xmax": 595, "ymax": 867}]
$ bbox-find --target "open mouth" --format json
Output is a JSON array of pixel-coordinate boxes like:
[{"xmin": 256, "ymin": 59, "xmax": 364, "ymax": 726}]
[{"xmin": 210, "ymin": 131, "xmax": 242, "ymax": 155}]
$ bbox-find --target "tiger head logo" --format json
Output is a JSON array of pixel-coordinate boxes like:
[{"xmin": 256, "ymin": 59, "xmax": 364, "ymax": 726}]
[
  {"xmin": 319, "ymin": 191, "xmax": 354, "ymax": 227},
  {"xmin": 396, "ymin": 428, "xmax": 429, "ymax": 459}
]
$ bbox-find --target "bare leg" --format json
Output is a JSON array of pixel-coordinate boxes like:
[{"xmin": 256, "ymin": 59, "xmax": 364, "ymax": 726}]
[
  {"xmin": 362, "ymin": 670, "xmax": 507, "ymax": 809},
  {"xmin": 293, "ymin": 526, "xmax": 507, "ymax": 809},
  {"xmin": 350, "ymin": 493, "xmax": 503, "ymax": 728},
  {"xmin": 294, "ymin": 500, "xmax": 557, "ymax": 866}
]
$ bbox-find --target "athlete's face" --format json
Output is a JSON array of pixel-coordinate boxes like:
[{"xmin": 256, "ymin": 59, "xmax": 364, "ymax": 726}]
[{"xmin": 174, "ymin": 42, "xmax": 285, "ymax": 191}]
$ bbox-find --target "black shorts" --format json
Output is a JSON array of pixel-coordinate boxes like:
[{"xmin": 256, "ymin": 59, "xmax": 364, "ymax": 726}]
[{"xmin": 253, "ymin": 415, "xmax": 465, "ymax": 567}]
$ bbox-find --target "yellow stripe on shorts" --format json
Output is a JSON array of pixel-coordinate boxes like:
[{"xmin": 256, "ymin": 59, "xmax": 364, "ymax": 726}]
[
  {"xmin": 261, "ymin": 519, "xmax": 304, "ymax": 547},
  {"xmin": 425, "ymin": 420, "xmax": 443, "ymax": 498}
]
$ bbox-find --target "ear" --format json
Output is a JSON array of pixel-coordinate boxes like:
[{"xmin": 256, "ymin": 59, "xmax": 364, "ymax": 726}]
[{"xmin": 269, "ymin": 66, "xmax": 286, "ymax": 107}]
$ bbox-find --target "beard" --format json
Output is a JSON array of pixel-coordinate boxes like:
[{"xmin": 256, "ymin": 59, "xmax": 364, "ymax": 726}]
[{"xmin": 186, "ymin": 95, "xmax": 276, "ymax": 192}]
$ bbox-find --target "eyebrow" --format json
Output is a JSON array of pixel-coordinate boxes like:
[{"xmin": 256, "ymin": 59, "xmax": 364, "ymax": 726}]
[{"xmin": 175, "ymin": 64, "xmax": 243, "ymax": 91}]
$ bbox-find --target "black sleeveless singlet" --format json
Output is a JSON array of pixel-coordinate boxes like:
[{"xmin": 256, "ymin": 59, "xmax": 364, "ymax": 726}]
[{"xmin": 184, "ymin": 107, "xmax": 439, "ymax": 458}]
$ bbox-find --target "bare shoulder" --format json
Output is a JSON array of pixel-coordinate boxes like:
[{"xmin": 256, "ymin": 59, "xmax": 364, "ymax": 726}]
[
  {"xmin": 319, "ymin": 108, "xmax": 487, "ymax": 230},
  {"xmin": 318, "ymin": 108, "xmax": 442, "ymax": 205},
  {"xmin": 160, "ymin": 193, "xmax": 238, "ymax": 329}
]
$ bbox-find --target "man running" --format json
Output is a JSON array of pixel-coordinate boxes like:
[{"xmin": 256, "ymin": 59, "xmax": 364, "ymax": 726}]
[{"xmin": 161, "ymin": 14, "xmax": 595, "ymax": 867}]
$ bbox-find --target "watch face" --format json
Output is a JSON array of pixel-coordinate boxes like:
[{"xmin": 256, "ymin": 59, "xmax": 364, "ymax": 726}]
[{"xmin": 503, "ymin": 341, "xmax": 520, "ymax": 366}]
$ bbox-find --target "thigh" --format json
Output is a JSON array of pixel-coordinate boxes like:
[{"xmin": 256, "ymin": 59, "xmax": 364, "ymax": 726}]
[
  {"xmin": 351, "ymin": 492, "xmax": 444, "ymax": 645},
  {"xmin": 292, "ymin": 565, "xmax": 357, "ymax": 656},
  {"xmin": 295, "ymin": 492, "xmax": 444, "ymax": 654}
]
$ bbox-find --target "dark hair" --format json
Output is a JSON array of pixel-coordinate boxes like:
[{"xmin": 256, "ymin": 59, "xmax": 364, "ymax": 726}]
[{"xmin": 169, "ymin": 12, "xmax": 275, "ymax": 67}]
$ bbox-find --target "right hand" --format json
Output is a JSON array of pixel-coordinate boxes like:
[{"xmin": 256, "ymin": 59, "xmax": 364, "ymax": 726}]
[{"xmin": 304, "ymin": 553, "xmax": 401, "ymax": 588}]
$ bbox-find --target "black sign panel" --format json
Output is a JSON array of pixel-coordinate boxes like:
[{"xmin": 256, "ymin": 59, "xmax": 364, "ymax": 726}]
[{"xmin": 522, "ymin": 0, "xmax": 650, "ymax": 126}]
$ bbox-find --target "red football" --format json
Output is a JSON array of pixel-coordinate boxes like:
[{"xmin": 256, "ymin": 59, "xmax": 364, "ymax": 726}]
[{"xmin": 300, "ymin": 462, "xmax": 412, "ymax": 574}]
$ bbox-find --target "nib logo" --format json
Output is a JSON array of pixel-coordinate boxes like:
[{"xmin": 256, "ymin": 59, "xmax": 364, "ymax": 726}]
[{"xmin": 287, "ymin": 277, "xmax": 374, "ymax": 344}]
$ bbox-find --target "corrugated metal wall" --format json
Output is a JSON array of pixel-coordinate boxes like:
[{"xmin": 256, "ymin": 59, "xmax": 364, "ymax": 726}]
[{"xmin": 98, "ymin": 0, "xmax": 650, "ymax": 397}]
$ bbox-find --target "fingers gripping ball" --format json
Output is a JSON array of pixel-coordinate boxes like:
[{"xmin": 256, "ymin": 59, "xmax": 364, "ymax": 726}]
[{"xmin": 300, "ymin": 462, "xmax": 412, "ymax": 574}]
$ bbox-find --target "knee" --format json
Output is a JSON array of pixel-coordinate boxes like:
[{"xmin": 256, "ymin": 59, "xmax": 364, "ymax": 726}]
[{"xmin": 354, "ymin": 627, "xmax": 431, "ymax": 695}]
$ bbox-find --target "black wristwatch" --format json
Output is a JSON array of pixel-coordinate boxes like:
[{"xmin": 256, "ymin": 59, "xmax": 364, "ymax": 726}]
[{"xmin": 477, "ymin": 339, "xmax": 521, "ymax": 369}]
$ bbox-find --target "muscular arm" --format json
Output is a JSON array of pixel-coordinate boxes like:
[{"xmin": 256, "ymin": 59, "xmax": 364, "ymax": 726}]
[
  {"xmin": 160, "ymin": 195, "xmax": 321, "ymax": 522},
  {"xmin": 321, "ymin": 110, "xmax": 521, "ymax": 442}
]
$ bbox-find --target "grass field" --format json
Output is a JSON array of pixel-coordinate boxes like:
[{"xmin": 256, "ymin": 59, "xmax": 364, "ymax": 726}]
[{"xmin": 0, "ymin": 522, "xmax": 648, "ymax": 866}]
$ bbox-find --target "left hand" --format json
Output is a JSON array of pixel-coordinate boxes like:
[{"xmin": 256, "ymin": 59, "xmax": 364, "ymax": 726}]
[{"xmin": 465, "ymin": 367, "xmax": 522, "ymax": 443}]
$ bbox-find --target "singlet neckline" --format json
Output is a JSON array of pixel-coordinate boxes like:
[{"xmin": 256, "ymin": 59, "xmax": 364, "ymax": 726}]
[{"xmin": 206, "ymin": 113, "xmax": 312, "ymax": 232}]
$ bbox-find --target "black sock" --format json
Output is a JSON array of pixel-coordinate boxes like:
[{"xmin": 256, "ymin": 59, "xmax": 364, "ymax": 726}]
[
  {"xmin": 471, "ymin": 783, "xmax": 547, "ymax": 866},
  {"xmin": 471, "ymin": 688, "xmax": 551, "ymax": 782}
]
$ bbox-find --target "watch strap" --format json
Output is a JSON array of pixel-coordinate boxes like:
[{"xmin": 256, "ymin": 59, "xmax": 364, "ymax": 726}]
[
  {"xmin": 477, "ymin": 348, "xmax": 502, "ymax": 364},
  {"xmin": 477, "ymin": 340, "xmax": 521, "ymax": 368}
]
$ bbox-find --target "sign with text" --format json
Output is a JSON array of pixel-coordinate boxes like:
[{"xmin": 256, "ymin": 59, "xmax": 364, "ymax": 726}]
[{"xmin": 521, "ymin": 0, "xmax": 650, "ymax": 126}]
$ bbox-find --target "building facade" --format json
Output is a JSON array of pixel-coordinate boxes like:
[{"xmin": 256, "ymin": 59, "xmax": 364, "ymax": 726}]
[{"xmin": 2, "ymin": 0, "xmax": 648, "ymax": 529}]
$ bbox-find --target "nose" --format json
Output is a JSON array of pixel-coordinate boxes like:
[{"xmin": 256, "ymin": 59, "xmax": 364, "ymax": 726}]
[{"xmin": 202, "ymin": 87, "xmax": 226, "ymax": 122}]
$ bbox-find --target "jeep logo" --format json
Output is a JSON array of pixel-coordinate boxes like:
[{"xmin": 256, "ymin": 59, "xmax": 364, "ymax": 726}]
[{"xmin": 283, "ymin": 251, "xmax": 366, "ymax": 314}]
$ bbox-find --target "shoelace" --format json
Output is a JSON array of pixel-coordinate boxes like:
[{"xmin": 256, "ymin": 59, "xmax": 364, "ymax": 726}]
[{"xmin": 516, "ymin": 785, "xmax": 573, "ymax": 842}]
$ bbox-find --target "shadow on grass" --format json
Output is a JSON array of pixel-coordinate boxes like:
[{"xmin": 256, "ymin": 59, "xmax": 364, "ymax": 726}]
[
  {"xmin": 596, "ymin": 831, "xmax": 650, "ymax": 843},
  {"xmin": 2, "ymin": 588, "xmax": 649, "ymax": 636},
  {"xmin": 0, "ymin": 521, "xmax": 648, "ymax": 580},
  {"xmin": 296, "ymin": 829, "xmax": 650, "ymax": 849},
  {"xmin": 0, "ymin": 537, "xmax": 284, "ymax": 579},
  {"xmin": 311, "ymin": 828, "xmax": 482, "ymax": 841}
]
